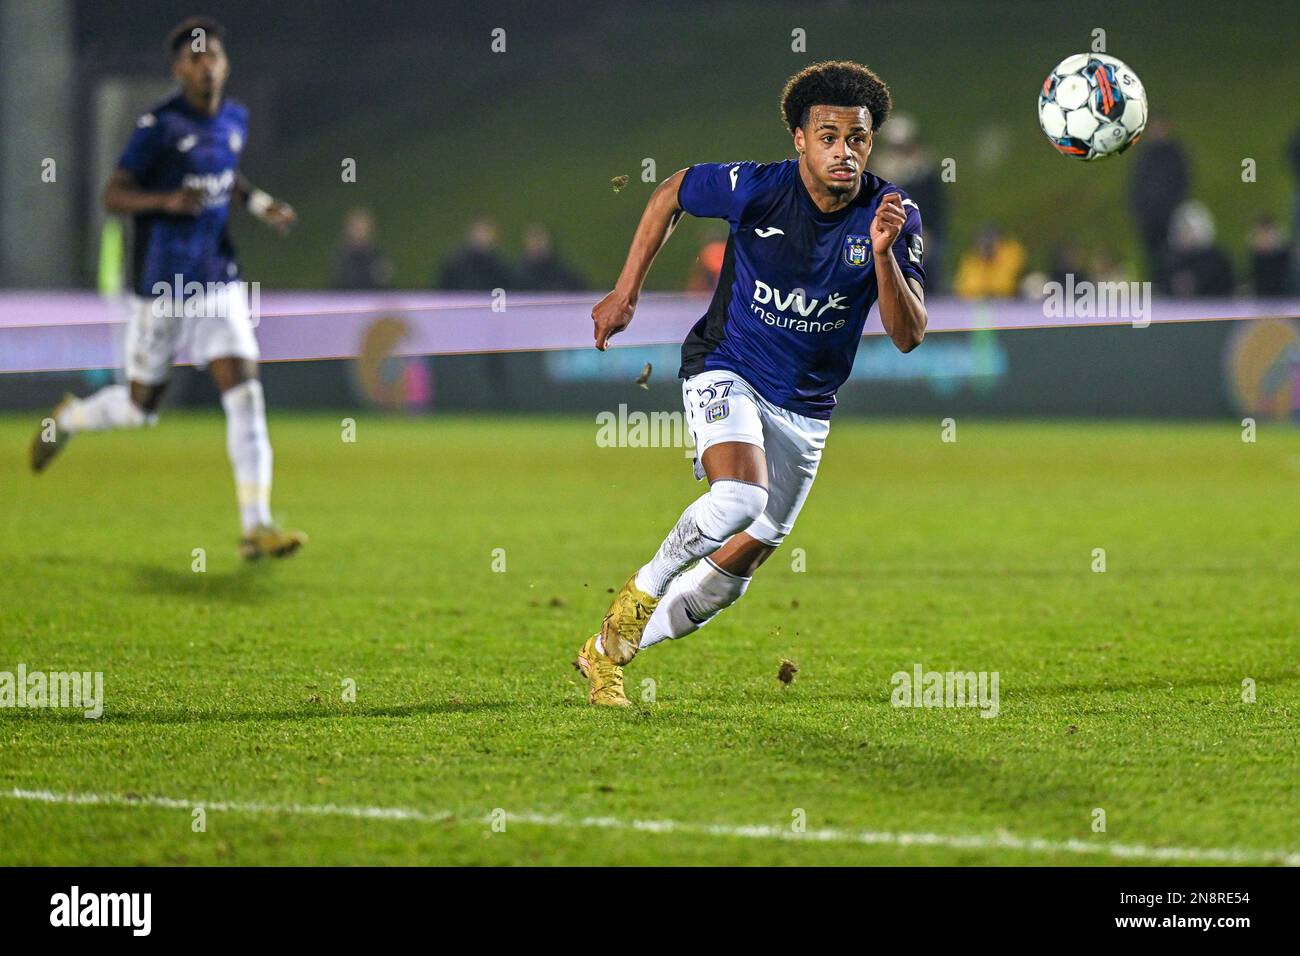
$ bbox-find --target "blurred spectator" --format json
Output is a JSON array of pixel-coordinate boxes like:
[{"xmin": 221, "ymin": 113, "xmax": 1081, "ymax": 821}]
[
  {"xmin": 436, "ymin": 217, "xmax": 512, "ymax": 290},
  {"xmin": 1048, "ymin": 240, "xmax": 1091, "ymax": 288},
  {"xmin": 433, "ymin": 217, "xmax": 515, "ymax": 409},
  {"xmin": 332, "ymin": 207, "xmax": 393, "ymax": 289},
  {"xmin": 1090, "ymin": 250, "xmax": 1132, "ymax": 285},
  {"xmin": 1249, "ymin": 214, "xmax": 1290, "ymax": 296},
  {"xmin": 687, "ymin": 227, "xmax": 728, "ymax": 292},
  {"xmin": 1021, "ymin": 240, "xmax": 1094, "ymax": 299},
  {"xmin": 1165, "ymin": 201, "xmax": 1234, "ymax": 296},
  {"xmin": 1291, "ymin": 125, "xmax": 1300, "ymax": 225},
  {"xmin": 1289, "ymin": 124, "xmax": 1300, "ymax": 292},
  {"xmin": 1129, "ymin": 117, "xmax": 1189, "ymax": 291},
  {"xmin": 1018, "ymin": 271, "xmax": 1050, "ymax": 299},
  {"xmin": 514, "ymin": 224, "xmax": 586, "ymax": 291},
  {"xmin": 873, "ymin": 113, "xmax": 949, "ymax": 290},
  {"xmin": 953, "ymin": 224, "xmax": 1026, "ymax": 299}
]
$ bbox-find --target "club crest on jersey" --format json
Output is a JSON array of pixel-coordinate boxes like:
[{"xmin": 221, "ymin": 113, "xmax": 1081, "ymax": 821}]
[
  {"xmin": 843, "ymin": 234, "xmax": 872, "ymax": 268},
  {"xmin": 704, "ymin": 399, "xmax": 730, "ymax": 423}
]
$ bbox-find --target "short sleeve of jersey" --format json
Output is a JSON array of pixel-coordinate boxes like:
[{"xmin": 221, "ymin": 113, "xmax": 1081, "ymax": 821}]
[
  {"xmin": 891, "ymin": 197, "xmax": 926, "ymax": 286},
  {"xmin": 678, "ymin": 161, "xmax": 762, "ymax": 224},
  {"xmin": 117, "ymin": 114, "xmax": 164, "ymax": 182}
]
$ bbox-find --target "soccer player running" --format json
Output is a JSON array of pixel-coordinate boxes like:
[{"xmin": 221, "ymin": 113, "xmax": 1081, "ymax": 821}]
[
  {"xmin": 30, "ymin": 17, "xmax": 306, "ymax": 560},
  {"xmin": 578, "ymin": 61, "xmax": 927, "ymax": 705}
]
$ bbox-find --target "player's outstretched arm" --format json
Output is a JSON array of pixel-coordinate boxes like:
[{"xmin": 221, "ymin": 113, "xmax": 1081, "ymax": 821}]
[
  {"xmin": 871, "ymin": 192, "xmax": 927, "ymax": 353},
  {"xmin": 593, "ymin": 168, "xmax": 689, "ymax": 351}
]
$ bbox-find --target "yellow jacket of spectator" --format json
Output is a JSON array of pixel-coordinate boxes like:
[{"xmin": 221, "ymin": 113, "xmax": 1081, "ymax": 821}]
[{"xmin": 954, "ymin": 239, "xmax": 1027, "ymax": 299}]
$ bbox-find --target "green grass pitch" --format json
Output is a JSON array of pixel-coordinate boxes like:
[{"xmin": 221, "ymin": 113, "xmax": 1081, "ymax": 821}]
[{"xmin": 1, "ymin": 411, "xmax": 1297, "ymax": 865}]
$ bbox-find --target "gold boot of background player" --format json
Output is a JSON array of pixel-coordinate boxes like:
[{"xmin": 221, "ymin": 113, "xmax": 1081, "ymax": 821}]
[
  {"xmin": 29, "ymin": 394, "xmax": 76, "ymax": 473},
  {"xmin": 239, "ymin": 524, "xmax": 308, "ymax": 560}
]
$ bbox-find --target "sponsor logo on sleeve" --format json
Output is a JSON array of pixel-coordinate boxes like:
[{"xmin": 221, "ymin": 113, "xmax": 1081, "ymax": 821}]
[{"xmin": 907, "ymin": 233, "xmax": 924, "ymax": 265}]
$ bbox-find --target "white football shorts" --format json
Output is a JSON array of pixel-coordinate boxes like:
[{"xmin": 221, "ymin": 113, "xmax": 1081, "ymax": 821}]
[
  {"xmin": 681, "ymin": 368, "xmax": 830, "ymax": 546},
  {"xmin": 124, "ymin": 281, "xmax": 260, "ymax": 385}
]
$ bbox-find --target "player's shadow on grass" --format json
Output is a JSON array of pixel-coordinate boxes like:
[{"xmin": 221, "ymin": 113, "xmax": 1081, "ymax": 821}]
[
  {"xmin": 996, "ymin": 673, "xmax": 1298, "ymax": 698},
  {"xmin": 88, "ymin": 700, "xmax": 513, "ymax": 726},
  {"xmin": 814, "ymin": 566, "xmax": 1254, "ymax": 580},
  {"xmin": 130, "ymin": 561, "xmax": 275, "ymax": 604},
  {"xmin": 805, "ymin": 671, "xmax": 1296, "ymax": 702}
]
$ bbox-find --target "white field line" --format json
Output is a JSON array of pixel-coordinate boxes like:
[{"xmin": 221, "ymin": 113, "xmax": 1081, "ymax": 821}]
[{"xmin": 4, "ymin": 787, "xmax": 1297, "ymax": 865}]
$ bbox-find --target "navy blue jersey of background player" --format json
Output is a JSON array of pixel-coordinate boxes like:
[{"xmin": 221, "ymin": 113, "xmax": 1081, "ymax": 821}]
[
  {"xmin": 116, "ymin": 92, "xmax": 248, "ymax": 296},
  {"xmin": 677, "ymin": 159, "xmax": 926, "ymax": 419}
]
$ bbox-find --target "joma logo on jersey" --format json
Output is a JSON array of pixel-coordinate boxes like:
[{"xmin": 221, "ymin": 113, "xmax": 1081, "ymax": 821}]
[
  {"xmin": 750, "ymin": 280, "xmax": 849, "ymax": 333},
  {"xmin": 843, "ymin": 235, "xmax": 872, "ymax": 268}
]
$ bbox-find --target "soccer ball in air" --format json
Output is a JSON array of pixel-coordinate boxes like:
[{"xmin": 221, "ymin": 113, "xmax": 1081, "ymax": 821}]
[{"xmin": 1038, "ymin": 53, "xmax": 1147, "ymax": 161}]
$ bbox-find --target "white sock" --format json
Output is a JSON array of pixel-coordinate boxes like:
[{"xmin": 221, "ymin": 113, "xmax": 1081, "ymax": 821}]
[
  {"xmin": 221, "ymin": 380, "xmax": 274, "ymax": 533},
  {"xmin": 634, "ymin": 480, "xmax": 768, "ymax": 597},
  {"xmin": 57, "ymin": 384, "xmax": 153, "ymax": 433},
  {"xmin": 640, "ymin": 558, "xmax": 751, "ymax": 648}
]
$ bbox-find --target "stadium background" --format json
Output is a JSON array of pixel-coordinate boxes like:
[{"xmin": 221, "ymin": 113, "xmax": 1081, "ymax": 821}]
[{"xmin": 0, "ymin": 0, "xmax": 1296, "ymax": 419}]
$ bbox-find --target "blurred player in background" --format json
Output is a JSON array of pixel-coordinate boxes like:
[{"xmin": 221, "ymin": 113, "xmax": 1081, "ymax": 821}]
[
  {"xmin": 578, "ymin": 61, "xmax": 928, "ymax": 705},
  {"xmin": 29, "ymin": 17, "xmax": 305, "ymax": 560}
]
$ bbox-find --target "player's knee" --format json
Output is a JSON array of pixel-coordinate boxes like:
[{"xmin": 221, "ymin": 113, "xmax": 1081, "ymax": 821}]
[
  {"xmin": 129, "ymin": 382, "xmax": 166, "ymax": 416},
  {"xmin": 211, "ymin": 357, "xmax": 259, "ymax": 392},
  {"xmin": 700, "ymin": 479, "xmax": 769, "ymax": 540}
]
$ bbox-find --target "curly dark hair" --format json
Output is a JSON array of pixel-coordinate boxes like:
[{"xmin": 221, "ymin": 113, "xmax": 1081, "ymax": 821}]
[
  {"xmin": 165, "ymin": 16, "xmax": 226, "ymax": 61},
  {"xmin": 779, "ymin": 60, "xmax": 892, "ymax": 135}
]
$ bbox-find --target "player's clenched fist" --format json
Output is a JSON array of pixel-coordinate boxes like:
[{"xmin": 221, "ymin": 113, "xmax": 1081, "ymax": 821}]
[
  {"xmin": 870, "ymin": 191, "xmax": 906, "ymax": 255},
  {"xmin": 592, "ymin": 288, "xmax": 637, "ymax": 351}
]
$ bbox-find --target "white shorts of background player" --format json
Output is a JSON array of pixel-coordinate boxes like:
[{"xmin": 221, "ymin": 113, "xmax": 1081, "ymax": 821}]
[{"xmin": 124, "ymin": 281, "xmax": 259, "ymax": 385}]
